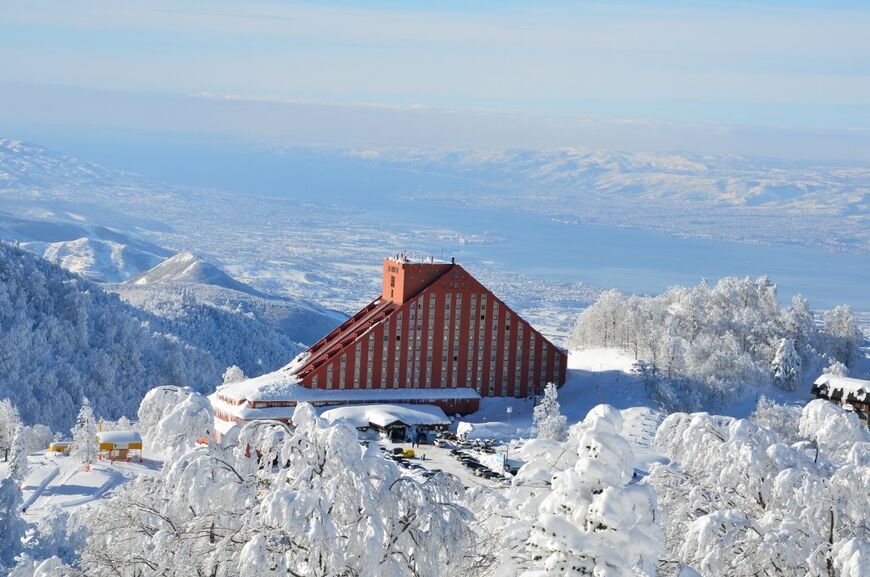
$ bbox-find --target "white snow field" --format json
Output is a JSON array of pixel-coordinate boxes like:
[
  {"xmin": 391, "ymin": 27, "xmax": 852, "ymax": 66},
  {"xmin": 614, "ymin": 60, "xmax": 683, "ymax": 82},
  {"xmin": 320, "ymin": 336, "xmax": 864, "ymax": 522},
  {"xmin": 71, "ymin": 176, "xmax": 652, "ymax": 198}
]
[{"xmin": 18, "ymin": 451, "xmax": 159, "ymax": 523}]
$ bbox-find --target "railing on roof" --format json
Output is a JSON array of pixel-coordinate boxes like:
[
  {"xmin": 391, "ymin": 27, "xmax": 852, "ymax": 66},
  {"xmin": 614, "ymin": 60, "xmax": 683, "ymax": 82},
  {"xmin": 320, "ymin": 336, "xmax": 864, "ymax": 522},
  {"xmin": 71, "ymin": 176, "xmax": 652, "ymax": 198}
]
[{"xmin": 296, "ymin": 299, "xmax": 398, "ymax": 378}]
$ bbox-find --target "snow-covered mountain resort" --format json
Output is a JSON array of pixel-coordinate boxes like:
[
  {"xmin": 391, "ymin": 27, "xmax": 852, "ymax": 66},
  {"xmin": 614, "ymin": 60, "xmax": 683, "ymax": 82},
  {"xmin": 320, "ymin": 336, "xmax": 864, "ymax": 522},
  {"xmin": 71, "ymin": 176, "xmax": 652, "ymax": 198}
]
[{"xmin": 211, "ymin": 255, "xmax": 567, "ymax": 437}]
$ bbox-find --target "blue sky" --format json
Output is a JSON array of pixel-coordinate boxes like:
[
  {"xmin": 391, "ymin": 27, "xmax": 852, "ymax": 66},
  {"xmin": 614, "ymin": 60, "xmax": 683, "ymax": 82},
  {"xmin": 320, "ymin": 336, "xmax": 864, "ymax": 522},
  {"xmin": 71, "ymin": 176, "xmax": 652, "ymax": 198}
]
[{"xmin": 1, "ymin": 1, "xmax": 869, "ymax": 160}]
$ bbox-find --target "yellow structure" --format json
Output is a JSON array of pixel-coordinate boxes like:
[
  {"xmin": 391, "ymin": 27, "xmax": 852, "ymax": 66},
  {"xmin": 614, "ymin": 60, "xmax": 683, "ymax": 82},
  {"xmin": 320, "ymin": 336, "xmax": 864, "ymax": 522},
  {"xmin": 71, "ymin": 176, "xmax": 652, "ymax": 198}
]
[
  {"xmin": 96, "ymin": 431, "xmax": 143, "ymax": 462},
  {"xmin": 48, "ymin": 441, "xmax": 72, "ymax": 454}
]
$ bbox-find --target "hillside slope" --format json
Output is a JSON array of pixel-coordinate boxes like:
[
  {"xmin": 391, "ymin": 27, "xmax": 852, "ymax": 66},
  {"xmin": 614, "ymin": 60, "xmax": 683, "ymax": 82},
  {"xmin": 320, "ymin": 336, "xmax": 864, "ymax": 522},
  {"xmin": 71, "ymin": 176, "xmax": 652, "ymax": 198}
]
[
  {"xmin": 127, "ymin": 251, "xmax": 265, "ymax": 296},
  {"xmin": 120, "ymin": 251, "xmax": 344, "ymax": 345},
  {"xmin": 0, "ymin": 242, "xmax": 217, "ymax": 430}
]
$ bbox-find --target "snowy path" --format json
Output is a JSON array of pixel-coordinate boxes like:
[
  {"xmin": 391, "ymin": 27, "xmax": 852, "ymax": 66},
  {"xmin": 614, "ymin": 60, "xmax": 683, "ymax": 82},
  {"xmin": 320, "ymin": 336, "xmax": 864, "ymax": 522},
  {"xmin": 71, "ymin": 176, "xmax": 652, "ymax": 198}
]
[{"xmin": 20, "ymin": 463, "xmax": 60, "ymax": 511}]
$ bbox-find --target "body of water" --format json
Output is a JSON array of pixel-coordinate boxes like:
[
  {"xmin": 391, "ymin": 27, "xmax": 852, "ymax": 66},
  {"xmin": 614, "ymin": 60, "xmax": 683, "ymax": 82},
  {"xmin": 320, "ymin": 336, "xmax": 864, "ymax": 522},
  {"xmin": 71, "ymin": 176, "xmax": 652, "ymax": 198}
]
[{"xmin": 370, "ymin": 199, "xmax": 870, "ymax": 311}]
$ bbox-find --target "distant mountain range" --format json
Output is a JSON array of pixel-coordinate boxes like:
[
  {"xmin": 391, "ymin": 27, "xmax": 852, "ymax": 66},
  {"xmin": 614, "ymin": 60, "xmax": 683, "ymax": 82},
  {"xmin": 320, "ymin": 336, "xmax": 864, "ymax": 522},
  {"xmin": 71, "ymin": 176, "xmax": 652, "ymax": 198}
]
[{"xmin": 353, "ymin": 146, "xmax": 870, "ymax": 213}]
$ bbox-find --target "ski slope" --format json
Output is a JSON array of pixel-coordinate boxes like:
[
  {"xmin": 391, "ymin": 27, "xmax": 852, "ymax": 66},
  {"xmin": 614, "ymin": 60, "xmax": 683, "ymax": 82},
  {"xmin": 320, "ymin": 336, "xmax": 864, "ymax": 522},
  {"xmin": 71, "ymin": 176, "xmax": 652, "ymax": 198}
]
[{"xmin": 19, "ymin": 452, "xmax": 160, "ymax": 522}]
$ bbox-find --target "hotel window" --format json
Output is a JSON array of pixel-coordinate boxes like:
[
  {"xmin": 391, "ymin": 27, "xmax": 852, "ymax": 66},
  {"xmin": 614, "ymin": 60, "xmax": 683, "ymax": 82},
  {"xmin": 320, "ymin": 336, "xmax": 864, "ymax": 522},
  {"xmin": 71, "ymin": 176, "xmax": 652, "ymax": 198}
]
[
  {"xmin": 381, "ymin": 325, "xmax": 390, "ymax": 388},
  {"xmin": 354, "ymin": 343, "xmax": 361, "ymax": 389},
  {"xmin": 326, "ymin": 364, "xmax": 333, "ymax": 388},
  {"xmin": 426, "ymin": 296, "xmax": 435, "ymax": 388},
  {"xmin": 339, "ymin": 354, "xmax": 347, "ymax": 389},
  {"xmin": 541, "ymin": 344, "xmax": 549, "ymax": 383},
  {"xmin": 390, "ymin": 275, "xmax": 395, "ymax": 287},
  {"xmin": 312, "ymin": 375, "xmax": 318, "ymax": 388}
]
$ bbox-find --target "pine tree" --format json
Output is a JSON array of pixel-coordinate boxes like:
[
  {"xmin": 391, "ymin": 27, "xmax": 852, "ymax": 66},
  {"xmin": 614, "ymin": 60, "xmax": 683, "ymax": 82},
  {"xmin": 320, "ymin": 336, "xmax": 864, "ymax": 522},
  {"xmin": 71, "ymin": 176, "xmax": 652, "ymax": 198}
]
[
  {"xmin": 0, "ymin": 399, "xmax": 21, "ymax": 462},
  {"xmin": 0, "ymin": 425, "xmax": 27, "ymax": 568},
  {"xmin": 524, "ymin": 408, "xmax": 661, "ymax": 576},
  {"xmin": 222, "ymin": 365, "xmax": 246, "ymax": 384},
  {"xmin": 7, "ymin": 424, "xmax": 28, "ymax": 483},
  {"xmin": 532, "ymin": 383, "xmax": 567, "ymax": 442},
  {"xmin": 823, "ymin": 359, "xmax": 848, "ymax": 377},
  {"xmin": 823, "ymin": 304, "xmax": 862, "ymax": 364},
  {"xmin": 771, "ymin": 338, "xmax": 801, "ymax": 391},
  {"xmin": 0, "ymin": 476, "xmax": 26, "ymax": 568},
  {"xmin": 71, "ymin": 399, "xmax": 98, "ymax": 471}
]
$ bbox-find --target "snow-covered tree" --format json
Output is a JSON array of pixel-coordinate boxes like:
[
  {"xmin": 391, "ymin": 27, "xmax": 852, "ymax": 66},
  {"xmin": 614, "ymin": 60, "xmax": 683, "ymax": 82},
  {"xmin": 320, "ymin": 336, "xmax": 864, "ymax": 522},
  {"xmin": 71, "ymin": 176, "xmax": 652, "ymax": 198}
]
[
  {"xmin": 222, "ymin": 365, "xmax": 246, "ymax": 384},
  {"xmin": 0, "ymin": 399, "xmax": 21, "ymax": 460},
  {"xmin": 0, "ymin": 476, "xmax": 25, "ymax": 569},
  {"xmin": 469, "ymin": 405, "xmax": 661, "ymax": 577},
  {"xmin": 75, "ymin": 401, "xmax": 474, "ymax": 577},
  {"xmin": 24, "ymin": 425, "xmax": 54, "ymax": 455},
  {"xmin": 7, "ymin": 555, "xmax": 66, "ymax": 577},
  {"xmin": 523, "ymin": 407, "xmax": 662, "ymax": 576},
  {"xmin": 571, "ymin": 276, "xmax": 855, "ymax": 412},
  {"xmin": 750, "ymin": 396, "xmax": 802, "ymax": 444},
  {"xmin": 115, "ymin": 416, "xmax": 132, "ymax": 431},
  {"xmin": 70, "ymin": 399, "xmax": 97, "ymax": 470},
  {"xmin": 798, "ymin": 398, "xmax": 869, "ymax": 462},
  {"xmin": 138, "ymin": 386, "xmax": 212, "ymax": 460},
  {"xmin": 27, "ymin": 506, "xmax": 78, "ymax": 565},
  {"xmin": 532, "ymin": 383, "xmax": 567, "ymax": 442},
  {"xmin": 650, "ymin": 403, "xmax": 870, "ymax": 577},
  {"xmin": 823, "ymin": 358, "xmax": 848, "ymax": 377},
  {"xmin": 823, "ymin": 304, "xmax": 862, "ymax": 364},
  {"xmin": 771, "ymin": 338, "xmax": 801, "ymax": 391},
  {"xmin": 0, "ymin": 426, "xmax": 28, "ymax": 569},
  {"xmin": 7, "ymin": 423, "xmax": 28, "ymax": 483},
  {"xmin": 0, "ymin": 243, "xmax": 218, "ymax": 431}
]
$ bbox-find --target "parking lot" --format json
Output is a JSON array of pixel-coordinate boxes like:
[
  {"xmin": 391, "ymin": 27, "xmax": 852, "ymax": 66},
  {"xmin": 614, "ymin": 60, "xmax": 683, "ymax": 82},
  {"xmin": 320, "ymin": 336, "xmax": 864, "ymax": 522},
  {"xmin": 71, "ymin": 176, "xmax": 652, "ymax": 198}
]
[{"xmin": 374, "ymin": 436, "xmax": 512, "ymax": 489}]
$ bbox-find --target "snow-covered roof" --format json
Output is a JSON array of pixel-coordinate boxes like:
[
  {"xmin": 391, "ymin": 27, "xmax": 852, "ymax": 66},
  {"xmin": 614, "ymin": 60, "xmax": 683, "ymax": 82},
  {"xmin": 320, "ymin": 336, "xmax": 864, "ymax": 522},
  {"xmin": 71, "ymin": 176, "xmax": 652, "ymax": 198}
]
[
  {"xmin": 216, "ymin": 365, "xmax": 481, "ymax": 404},
  {"xmin": 211, "ymin": 386, "xmax": 480, "ymax": 422},
  {"xmin": 320, "ymin": 404, "xmax": 450, "ymax": 429},
  {"xmin": 813, "ymin": 375, "xmax": 869, "ymax": 401},
  {"xmin": 216, "ymin": 367, "xmax": 303, "ymax": 402},
  {"xmin": 386, "ymin": 253, "xmax": 448, "ymax": 265},
  {"xmin": 96, "ymin": 431, "xmax": 142, "ymax": 447}
]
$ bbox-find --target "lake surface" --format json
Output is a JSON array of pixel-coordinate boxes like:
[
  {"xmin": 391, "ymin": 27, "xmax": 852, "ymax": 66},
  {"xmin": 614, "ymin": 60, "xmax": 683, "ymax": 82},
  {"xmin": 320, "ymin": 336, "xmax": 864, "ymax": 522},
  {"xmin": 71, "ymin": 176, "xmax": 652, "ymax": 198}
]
[{"xmin": 368, "ymin": 199, "xmax": 870, "ymax": 311}]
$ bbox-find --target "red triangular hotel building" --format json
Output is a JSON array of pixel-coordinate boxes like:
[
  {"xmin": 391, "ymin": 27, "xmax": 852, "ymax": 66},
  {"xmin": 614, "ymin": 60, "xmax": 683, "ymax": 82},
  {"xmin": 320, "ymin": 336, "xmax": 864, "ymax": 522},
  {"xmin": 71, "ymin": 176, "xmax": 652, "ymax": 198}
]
[
  {"xmin": 294, "ymin": 255, "xmax": 566, "ymax": 409},
  {"xmin": 211, "ymin": 256, "xmax": 567, "ymax": 434}
]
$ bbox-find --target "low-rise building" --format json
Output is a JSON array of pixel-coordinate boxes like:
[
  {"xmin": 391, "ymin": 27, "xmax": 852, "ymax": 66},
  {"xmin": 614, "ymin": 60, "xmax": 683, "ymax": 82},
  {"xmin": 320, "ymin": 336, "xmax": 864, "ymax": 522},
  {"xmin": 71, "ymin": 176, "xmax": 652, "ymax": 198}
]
[{"xmin": 811, "ymin": 374, "xmax": 870, "ymax": 422}]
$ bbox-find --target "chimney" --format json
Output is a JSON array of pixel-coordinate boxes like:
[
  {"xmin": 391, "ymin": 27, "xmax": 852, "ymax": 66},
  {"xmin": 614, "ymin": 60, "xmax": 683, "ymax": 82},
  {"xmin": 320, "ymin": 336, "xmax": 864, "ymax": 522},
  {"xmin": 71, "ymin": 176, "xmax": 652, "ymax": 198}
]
[{"xmin": 451, "ymin": 257, "xmax": 455, "ymax": 264}]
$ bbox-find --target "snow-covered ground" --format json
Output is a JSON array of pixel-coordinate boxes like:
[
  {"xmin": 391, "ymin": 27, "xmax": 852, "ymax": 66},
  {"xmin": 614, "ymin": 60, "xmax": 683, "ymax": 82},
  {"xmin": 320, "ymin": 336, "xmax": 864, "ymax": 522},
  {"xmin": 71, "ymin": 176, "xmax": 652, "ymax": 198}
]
[
  {"xmin": 452, "ymin": 347, "xmax": 666, "ymax": 475},
  {"xmin": 18, "ymin": 452, "xmax": 160, "ymax": 523},
  {"xmin": 460, "ymin": 348, "xmax": 653, "ymax": 435}
]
